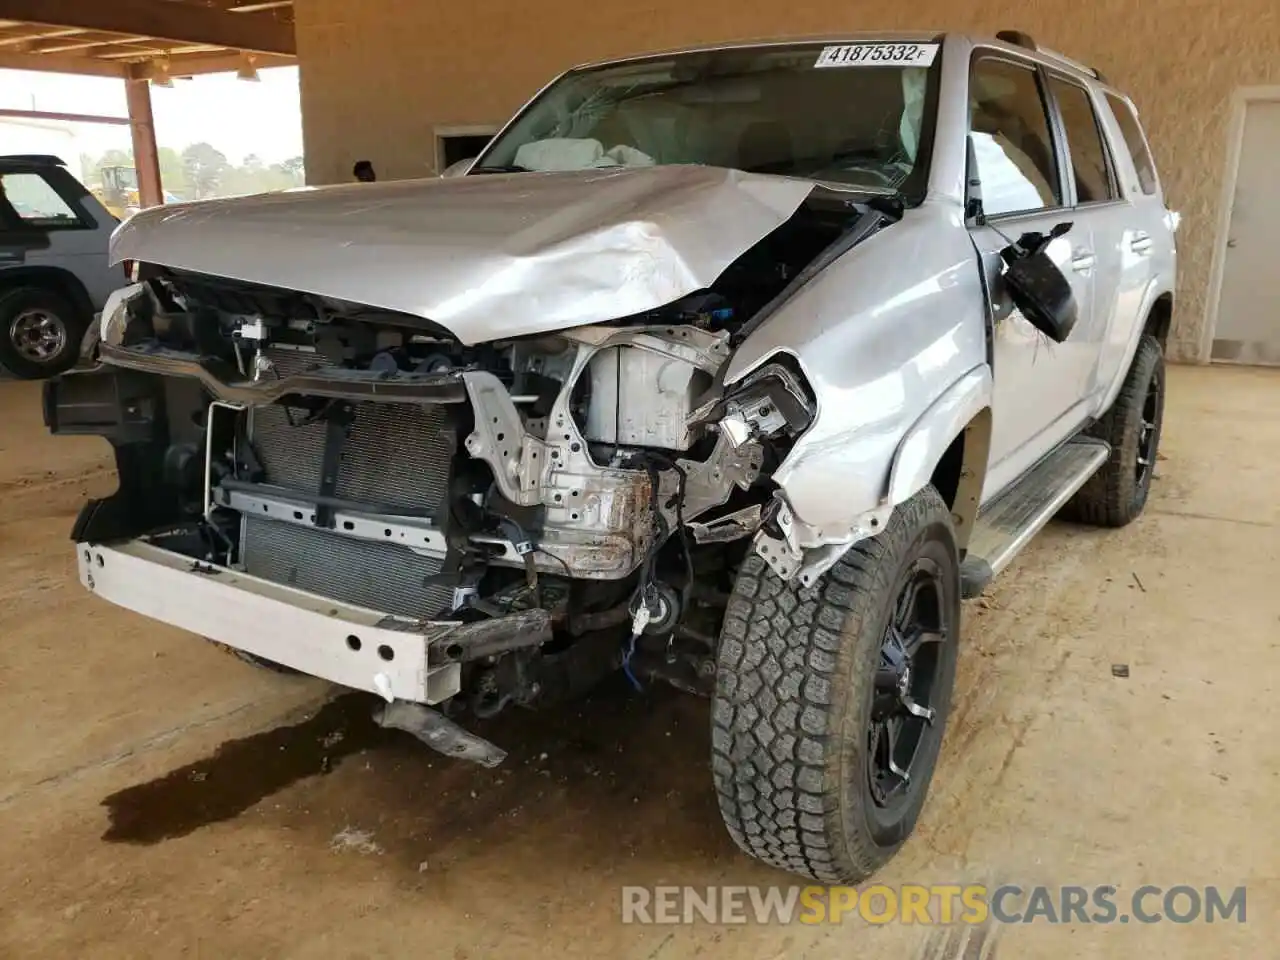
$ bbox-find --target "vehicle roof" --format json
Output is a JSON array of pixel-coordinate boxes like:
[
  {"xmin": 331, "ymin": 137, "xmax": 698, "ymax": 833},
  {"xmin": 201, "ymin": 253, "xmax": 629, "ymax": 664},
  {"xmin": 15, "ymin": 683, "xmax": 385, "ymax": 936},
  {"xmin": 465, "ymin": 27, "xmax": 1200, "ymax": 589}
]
[
  {"xmin": 573, "ymin": 33, "xmax": 943, "ymax": 69},
  {"xmin": 572, "ymin": 32, "xmax": 1103, "ymax": 84},
  {"xmin": 0, "ymin": 154, "xmax": 67, "ymax": 168}
]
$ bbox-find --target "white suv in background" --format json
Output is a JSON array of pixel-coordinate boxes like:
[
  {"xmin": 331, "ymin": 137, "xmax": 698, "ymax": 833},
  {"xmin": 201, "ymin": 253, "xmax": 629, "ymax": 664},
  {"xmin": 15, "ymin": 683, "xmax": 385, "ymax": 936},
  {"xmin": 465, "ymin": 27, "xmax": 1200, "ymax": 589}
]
[{"xmin": 0, "ymin": 155, "xmax": 119, "ymax": 378}]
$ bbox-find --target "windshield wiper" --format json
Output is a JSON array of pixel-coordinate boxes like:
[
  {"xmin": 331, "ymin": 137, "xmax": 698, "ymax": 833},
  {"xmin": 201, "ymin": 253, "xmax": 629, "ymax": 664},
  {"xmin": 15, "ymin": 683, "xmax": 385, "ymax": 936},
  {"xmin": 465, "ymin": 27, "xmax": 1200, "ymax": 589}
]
[{"xmin": 469, "ymin": 164, "xmax": 530, "ymax": 174}]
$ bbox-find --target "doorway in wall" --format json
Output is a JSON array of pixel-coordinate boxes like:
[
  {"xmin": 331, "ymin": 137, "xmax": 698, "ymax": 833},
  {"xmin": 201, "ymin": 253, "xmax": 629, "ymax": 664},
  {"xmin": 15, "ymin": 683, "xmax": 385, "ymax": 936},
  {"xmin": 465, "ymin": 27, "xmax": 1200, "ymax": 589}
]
[
  {"xmin": 1210, "ymin": 95, "xmax": 1280, "ymax": 366},
  {"xmin": 434, "ymin": 126, "xmax": 498, "ymax": 174}
]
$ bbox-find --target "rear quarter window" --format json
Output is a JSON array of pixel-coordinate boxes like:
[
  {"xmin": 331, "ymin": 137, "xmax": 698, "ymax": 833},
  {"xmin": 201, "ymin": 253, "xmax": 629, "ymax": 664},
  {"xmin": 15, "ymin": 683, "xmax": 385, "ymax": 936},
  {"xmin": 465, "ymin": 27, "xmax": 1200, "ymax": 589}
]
[
  {"xmin": 1104, "ymin": 93, "xmax": 1159, "ymax": 195},
  {"xmin": 0, "ymin": 171, "xmax": 87, "ymax": 229}
]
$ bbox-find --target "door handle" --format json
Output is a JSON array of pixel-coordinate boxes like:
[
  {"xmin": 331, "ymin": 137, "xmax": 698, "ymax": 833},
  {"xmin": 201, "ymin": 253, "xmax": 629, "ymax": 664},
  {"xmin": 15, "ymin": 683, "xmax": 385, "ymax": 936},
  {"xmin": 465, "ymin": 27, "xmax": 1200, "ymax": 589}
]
[
  {"xmin": 1130, "ymin": 232, "xmax": 1153, "ymax": 255},
  {"xmin": 1070, "ymin": 252, "xmax": 1096, "ymax": 273}
]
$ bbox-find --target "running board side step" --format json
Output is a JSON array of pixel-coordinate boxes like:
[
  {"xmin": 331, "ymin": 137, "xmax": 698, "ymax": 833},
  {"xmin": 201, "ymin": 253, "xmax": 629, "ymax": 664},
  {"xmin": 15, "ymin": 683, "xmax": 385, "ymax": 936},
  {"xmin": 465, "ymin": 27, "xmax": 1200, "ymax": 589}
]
[{"xmin": 960, "ymin": 437, "xmax": 1111, "ymax": 598}]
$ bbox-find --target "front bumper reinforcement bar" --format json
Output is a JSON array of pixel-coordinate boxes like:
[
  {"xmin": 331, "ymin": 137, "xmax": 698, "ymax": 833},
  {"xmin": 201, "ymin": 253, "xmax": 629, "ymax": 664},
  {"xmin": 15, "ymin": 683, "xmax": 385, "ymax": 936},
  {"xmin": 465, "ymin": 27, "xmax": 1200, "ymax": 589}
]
[
  {"xmin": 77, "ymin": 540, "xmax": 551, "ymax": 704},
  {"xmin": 98, "ymin": 342, "xmax": 469, "ymax": 405}
]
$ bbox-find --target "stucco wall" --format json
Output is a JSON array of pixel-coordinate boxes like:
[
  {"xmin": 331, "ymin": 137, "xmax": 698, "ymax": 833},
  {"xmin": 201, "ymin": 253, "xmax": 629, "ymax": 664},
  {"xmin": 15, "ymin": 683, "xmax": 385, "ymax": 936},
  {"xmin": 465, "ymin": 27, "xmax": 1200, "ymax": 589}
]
[{"xmin": 293, "ymin": 0, "xmax": 1280, "ymax": 359}]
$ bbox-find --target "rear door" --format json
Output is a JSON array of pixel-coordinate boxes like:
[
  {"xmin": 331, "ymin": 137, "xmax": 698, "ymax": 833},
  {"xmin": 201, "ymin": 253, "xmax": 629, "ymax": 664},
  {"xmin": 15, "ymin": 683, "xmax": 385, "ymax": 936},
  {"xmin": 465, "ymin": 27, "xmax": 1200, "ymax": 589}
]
[
  {"xmin": 1044, "ymin": 77, "xmax": 1158, "ymax": 403},
  {"xmin": 966, "ymin": 53, "xmax": 1098, "ymax": 496}
]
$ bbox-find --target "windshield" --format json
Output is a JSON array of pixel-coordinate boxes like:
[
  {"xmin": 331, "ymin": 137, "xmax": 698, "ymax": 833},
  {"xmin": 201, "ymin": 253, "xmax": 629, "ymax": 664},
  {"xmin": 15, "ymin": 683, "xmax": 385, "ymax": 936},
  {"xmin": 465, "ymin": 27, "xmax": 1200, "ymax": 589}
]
[{"xmin": 475, "ymin": 42, "xmax": 940, "ymax": 198}]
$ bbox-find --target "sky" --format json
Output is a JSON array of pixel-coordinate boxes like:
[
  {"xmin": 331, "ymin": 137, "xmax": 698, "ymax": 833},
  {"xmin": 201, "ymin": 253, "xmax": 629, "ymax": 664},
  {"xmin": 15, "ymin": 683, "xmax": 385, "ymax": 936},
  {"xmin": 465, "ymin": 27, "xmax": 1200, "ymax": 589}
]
[{"xmin": 0, "ymin": 66, "xmax": 303, "ymax": 166}]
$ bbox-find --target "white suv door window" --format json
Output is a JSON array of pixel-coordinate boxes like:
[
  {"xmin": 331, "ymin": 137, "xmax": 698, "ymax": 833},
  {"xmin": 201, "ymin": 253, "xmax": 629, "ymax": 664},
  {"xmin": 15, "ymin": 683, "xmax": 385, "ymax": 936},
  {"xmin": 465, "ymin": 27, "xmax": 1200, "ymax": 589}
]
[
  {"xmin": 1048, "ymin": 78, "xmax": 1118, "ymax": 204},
  {"xmin": 0, "ymin": 172, "xmax": 82, "ymax": 228},
  {"xmin": 969, "ymin": 58, "xmax": 1061, "ymax": 217}
]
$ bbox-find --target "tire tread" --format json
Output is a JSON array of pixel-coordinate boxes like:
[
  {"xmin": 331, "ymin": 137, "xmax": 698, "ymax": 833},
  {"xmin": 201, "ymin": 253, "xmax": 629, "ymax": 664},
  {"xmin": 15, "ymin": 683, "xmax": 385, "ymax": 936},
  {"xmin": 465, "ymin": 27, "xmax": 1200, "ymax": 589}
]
[
  {"xmin": 1064, "ymin": 335, "xmax": 1164, "ymax": 527},
  {"xmin": 711, "ymin": 487, "xmax": 954, "ymax": 882}
]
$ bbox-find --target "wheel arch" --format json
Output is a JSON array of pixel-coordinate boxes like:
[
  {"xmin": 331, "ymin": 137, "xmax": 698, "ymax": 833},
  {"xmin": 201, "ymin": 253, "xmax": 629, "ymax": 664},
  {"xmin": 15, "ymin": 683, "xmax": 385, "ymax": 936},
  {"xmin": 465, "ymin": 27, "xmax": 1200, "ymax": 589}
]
[
  {"xmin": 1144, "ymin": 292, "xmax": 1174, "ymax": 350},
  {"xmin": 924, "ymin": 408, "xmax": 991, "ymax": 553},
  {"xmin": 0, "ymin": 266, "xmax": 94, "ymax": 322},
  {"xmin": 1099, "ymin": 287, "xmax": 1174, "ymax": 414},
  {"xmin": 886, "ymin": 365, "xmax": 993, "ymax": 552}
]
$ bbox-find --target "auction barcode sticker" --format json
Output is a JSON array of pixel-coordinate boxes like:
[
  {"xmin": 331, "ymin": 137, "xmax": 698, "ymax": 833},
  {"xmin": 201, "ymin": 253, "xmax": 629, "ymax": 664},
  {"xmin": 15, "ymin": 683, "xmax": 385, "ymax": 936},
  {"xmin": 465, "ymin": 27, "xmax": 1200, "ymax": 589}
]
[{"xmin": 814, "ymin": 43, "xmax": 939, "ymax": 68}]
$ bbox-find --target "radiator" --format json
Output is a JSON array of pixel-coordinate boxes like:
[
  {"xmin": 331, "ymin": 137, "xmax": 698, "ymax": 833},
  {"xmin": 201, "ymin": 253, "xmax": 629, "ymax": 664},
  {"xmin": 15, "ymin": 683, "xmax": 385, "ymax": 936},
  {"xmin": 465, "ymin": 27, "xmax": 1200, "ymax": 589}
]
[
  {"xmin": 239, "ymin": 346, "xmax": 458, "ymax": 619},
  {"xmin": 241, "ymin": 515, "xmax": 455, "ymax": 619},
  {"xmin": 250, "ymin": 348, "xmax": 456, "ymax": 514}
]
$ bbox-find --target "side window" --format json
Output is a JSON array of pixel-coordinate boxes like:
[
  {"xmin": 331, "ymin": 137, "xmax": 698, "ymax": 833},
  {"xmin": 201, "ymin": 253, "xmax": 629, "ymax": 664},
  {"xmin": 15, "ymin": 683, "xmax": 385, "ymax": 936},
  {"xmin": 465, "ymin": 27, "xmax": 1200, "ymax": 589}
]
[
  {"xmin": 1105, "ymin": 93, "xmax": 1159, "ymax": 195},
  {"xmin": 1049, "ymin": 78, "xmax": 1118, "ymax": 203},
  {"xmin": 0, "ymin": 172, "xmax": 83, "ymax": 229},
  {"xmin": 968, "ymin": 58, "xmax": 1061, "ymax": 217}
]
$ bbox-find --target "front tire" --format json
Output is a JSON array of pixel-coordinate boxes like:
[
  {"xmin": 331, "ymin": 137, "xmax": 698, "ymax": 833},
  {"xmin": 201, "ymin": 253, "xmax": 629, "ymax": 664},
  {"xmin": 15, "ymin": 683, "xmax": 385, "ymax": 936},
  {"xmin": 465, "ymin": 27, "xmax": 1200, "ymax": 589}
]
[
  {"xmin": 1064, "ymin": 335, "xmax": 1165, "ymax": 527},
  {"xmin": 0, "ymin": 287, "xmax": 88, "ymax": 379},
  {"xmin": 711, "ymin": 486, "xmax": 960, "ymax": 882}
]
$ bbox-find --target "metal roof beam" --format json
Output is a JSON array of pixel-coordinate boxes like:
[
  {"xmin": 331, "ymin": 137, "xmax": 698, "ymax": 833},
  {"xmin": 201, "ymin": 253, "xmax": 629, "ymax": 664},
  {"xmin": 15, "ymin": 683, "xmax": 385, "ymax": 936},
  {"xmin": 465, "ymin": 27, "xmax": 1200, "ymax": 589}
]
[{"xmin": 0, "ymin": 106, "xmax": 130, "ymax": 125}]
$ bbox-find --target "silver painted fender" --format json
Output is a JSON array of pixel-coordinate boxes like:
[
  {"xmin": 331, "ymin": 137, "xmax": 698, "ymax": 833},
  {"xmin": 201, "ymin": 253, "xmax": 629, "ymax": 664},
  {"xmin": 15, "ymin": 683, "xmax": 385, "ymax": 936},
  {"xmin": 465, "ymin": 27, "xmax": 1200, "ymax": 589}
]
[
  {"xmin": 1096, "ymin": 281, "xmax": 1174, "ymax": 417},
  {"xmin": 886, "ymin": 364, "xmax": 993, "ymax": 552},
  {"xmin": 724, "ymin": 200, "xmax": 990, "ymax": 583}
]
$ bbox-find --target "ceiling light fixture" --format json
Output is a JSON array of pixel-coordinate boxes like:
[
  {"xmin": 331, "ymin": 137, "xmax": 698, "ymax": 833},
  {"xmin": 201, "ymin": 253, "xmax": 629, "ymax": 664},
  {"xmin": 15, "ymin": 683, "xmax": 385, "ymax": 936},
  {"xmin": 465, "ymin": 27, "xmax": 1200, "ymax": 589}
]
[
  {"xmin": 236, "ymin": 52, "xmax": 260, "ymax": 82},
  {"xmin": 150, "ymin": 64, "xmax": 173, "ymax": 87}
]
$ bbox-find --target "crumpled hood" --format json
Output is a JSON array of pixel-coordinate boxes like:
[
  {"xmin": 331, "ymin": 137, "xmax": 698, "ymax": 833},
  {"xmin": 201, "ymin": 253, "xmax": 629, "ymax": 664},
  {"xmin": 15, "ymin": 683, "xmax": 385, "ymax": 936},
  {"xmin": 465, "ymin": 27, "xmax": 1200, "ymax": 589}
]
[{"xmin": 111, "ymin": 166, "xmax": 816, "ymax": 344}]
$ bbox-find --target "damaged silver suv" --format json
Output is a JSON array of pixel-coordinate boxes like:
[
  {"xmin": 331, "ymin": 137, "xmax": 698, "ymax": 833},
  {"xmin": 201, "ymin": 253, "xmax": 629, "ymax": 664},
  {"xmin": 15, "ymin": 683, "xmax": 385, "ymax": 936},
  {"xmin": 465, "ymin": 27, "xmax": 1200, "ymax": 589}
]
[{"xmin": 46, "ymin": 31, "xmax": 1176, "ymax": 883}]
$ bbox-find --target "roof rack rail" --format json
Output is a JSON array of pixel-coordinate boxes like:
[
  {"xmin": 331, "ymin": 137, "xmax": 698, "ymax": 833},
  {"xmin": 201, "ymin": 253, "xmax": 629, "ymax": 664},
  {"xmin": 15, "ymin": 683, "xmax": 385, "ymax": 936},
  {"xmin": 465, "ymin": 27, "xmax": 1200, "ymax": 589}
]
[
  {"xmin": 995, "ymin": 30, "xmax": 1038, "ymax": 51},
  {"xmin": 995, "ymin": 30, "xmax": 1104, "ymax": 81},
  {"xmin": 0, "ymin": 154, "xmax": 66, "ymax": 166}
]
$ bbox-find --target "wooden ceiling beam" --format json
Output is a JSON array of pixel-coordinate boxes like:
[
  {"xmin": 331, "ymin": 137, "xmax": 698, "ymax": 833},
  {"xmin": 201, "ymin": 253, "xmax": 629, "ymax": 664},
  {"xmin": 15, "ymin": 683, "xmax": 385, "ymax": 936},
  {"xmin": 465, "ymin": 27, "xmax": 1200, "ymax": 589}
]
[
  {"xmin": 0, "ymin": 26, "xmax": 84, "ymax": 47},
  {"xmin": 127, "ymin": 50, "xmax": 294, "ymax": 79},
  {"xmin": 0, "ymin": 49, "xmax": 126, "ymax": 75},
  {"xmin": 0, "ymin": 0, "xmax": 294, "ymax": 55},
  {"xmin": 28, "ymin": 34, "xmax": 150, "ymax": 54}
]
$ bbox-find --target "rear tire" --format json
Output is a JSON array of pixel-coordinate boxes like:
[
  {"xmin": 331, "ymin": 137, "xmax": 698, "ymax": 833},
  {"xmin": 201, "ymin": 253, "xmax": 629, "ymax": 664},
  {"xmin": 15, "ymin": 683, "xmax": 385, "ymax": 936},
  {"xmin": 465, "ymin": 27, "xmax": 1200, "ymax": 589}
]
[
  {"xmin": 0, "ymin": 287, "xmax": 88, "ymax": 379},
  {"xmin": 711, "ymin": 486, "xmax": 960, "ymax": 882},
  {"xmin": 1064, "ymin": 335, "xmax": 1165, "ymax": 527}
]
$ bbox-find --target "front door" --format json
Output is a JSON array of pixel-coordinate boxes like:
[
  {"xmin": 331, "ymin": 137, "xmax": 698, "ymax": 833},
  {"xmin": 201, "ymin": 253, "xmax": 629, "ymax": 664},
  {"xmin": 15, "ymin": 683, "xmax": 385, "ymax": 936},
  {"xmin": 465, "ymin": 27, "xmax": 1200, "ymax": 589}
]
[{"xmin": 965, "ymin": 54, "xmax": 1098, "ymax": 497}]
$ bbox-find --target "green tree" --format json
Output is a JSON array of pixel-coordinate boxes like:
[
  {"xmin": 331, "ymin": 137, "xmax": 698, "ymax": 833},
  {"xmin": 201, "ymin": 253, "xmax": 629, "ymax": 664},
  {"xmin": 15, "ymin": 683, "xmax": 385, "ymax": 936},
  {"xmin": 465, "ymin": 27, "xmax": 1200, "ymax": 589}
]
[
  {"xmin": 97, "ymin": 148, "xmax": 133, "ymax": 168},
  {"xmin": 157, "ymin": 147, "xmax": 188, "ymax": 200},
  {"xmin": 182, "ymin": 142, "xmax": 229, "ymax": 199},
  {"xmin": 279, "ymin": 155, "xmax": 305, "ymax": 183}
]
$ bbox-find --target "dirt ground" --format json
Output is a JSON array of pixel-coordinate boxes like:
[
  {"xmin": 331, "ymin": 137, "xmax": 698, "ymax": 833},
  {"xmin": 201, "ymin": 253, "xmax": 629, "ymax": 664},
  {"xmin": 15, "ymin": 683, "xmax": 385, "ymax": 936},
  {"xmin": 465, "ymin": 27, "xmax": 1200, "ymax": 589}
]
[{"xmin": 0, "ymin": 364, "xmax": 1275, "ymax": 959}]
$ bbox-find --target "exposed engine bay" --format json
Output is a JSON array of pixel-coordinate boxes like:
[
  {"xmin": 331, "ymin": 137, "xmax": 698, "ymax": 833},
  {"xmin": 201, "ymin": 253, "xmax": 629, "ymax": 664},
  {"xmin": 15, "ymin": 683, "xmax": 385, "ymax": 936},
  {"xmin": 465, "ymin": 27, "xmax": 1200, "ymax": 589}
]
[{"xmin": 51, "ymin": 188, "xmax": 898, "ymax": 727}]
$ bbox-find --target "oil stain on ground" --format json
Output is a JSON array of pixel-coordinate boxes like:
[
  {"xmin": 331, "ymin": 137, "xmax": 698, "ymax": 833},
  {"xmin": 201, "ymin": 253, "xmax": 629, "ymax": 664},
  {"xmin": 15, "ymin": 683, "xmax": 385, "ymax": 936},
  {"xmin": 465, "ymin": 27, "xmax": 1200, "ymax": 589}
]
[
  {"xmin": 100, "ymin": 677, "xmax": 710, "ymax": 853},
  {"xmin": 101, "ymin": 692, "xmax": 389, "ymax": 844}
]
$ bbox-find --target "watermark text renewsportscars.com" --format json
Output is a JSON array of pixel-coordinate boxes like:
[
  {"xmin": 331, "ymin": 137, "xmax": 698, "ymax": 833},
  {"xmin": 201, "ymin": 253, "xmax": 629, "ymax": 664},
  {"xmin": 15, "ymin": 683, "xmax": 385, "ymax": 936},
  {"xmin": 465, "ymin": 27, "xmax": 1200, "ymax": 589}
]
[{"xmin": 620, "ymin": 884, "xmax": 1247, "ymax": 926}]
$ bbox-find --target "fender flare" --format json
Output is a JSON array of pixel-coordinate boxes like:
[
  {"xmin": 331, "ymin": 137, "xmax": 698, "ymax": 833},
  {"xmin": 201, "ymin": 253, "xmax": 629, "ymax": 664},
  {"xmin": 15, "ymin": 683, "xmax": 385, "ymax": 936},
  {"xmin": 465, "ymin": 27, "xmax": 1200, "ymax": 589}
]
[
  {"xmin": 1099, "ymin": 282, "xmax": 1173, "ymax": 413},
  {"xmin": 886, "ymin": 364, "xmax": 993, "ymax": 548},
  {"xmin": 0, "ymin": 264, "xmax": 95, "ymax": 321},
  {"xmin": 783, "ymin": 364, "xmax": 993, "ymax": 586},
  {"xmin": 757, "ymin": 363, "xmax": 988, "ymax": 586}
]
